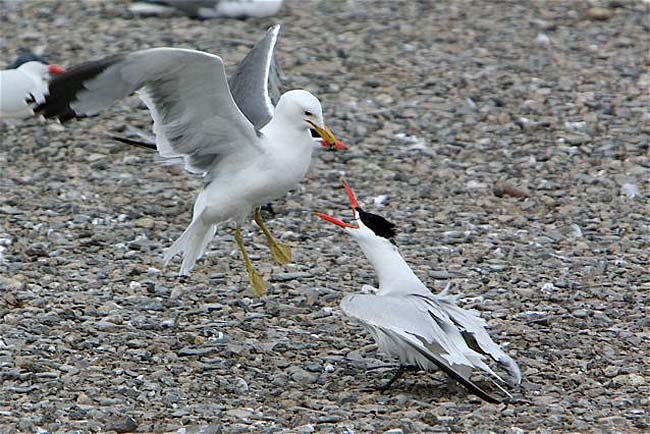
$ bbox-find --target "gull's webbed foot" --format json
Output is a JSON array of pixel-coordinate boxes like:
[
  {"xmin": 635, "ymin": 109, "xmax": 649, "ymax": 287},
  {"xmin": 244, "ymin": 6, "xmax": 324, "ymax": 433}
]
[
  {"xmin": 269, "ymin": 241, "xmax": 293, "ymax": 265},
  {"xmin": 248, "ymin": 267, "xmax": 267, "ymax": 297},
  {"xmin": 254, "ymin": 207, "xmax": 293, "ymax": 266}
]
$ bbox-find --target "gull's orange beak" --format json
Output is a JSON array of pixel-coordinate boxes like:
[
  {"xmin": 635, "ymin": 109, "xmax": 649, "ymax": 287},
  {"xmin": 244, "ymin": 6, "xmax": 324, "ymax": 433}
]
[
  {"xmin": 306, "ymin": 120, "xmax": 344, "ymax": 151},
  {"xmin": 48, "ymin": 64, "xmax": 66, "ymax": 75},
  {"xmin": 315, "ymin": 180, "xmax": 360, "ymax": 229},
  {"xmin": 329, "ymin": 139, "xmax": 348, "ymax": 151}
]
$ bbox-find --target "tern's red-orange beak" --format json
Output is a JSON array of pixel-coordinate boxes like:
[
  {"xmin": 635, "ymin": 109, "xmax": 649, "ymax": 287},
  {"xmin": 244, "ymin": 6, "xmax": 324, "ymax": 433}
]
[
  {"xmin": 342, "ymin": 180, "xmax": 359, "ymax": 210},
  {"xmin": 314, "ymin": 212, "xmax": 356, "ymax": 229},
  {"xmin": 315, "ymin": 180, "xmax": 361, "ymax": 229},
  {"xmin": 48, "ymin": 64, "xmax": 66, "ymax": 75}
]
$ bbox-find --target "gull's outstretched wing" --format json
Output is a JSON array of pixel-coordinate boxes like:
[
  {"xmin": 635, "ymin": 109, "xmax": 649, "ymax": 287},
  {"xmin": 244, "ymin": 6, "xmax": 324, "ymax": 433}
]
[
  {"xmin": 228, "ymin": 24, "xmax": 282, "ymax": 129},
  {"xmin": 341, "ymin": 293, "xmax": 516, "ymax": 403},
  {"xmin": 34, "ymin": 48, "xmax": 259, "ymax": 174}
]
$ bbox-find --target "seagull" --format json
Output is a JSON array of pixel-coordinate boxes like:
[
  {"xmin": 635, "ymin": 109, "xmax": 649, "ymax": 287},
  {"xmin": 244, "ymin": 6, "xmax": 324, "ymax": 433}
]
[
  {"xmin": 33, "ymin": 24, "xmax": 344, "ymax": 296},
  {"xmin": 128, "ymin": 0, "xmax": 283, "ymax": 19},
  {"xmin": 315, "ymin": 182, "xmax": 521, "ymax": 403},
  {"xmin": 0, "ymin": 53, "xmax": 65, "ymax": 119}
]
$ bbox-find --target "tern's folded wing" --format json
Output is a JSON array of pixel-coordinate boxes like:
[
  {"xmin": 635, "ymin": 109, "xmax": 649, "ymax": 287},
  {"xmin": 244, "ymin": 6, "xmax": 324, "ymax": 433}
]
[
  {"xmin": 341, "ymin": 293, "xmax": 516, "ymax": 402},
  {"xmin": 34, "ymin": 48, "xmax": 259, "ymax": 174},
  {"xmin": 383, "ymin": 329, "xmax": 503, "ymax": 403},
  {"xmin": 435, "ymin": 294, "xmax": 522, "ymax": 385}
]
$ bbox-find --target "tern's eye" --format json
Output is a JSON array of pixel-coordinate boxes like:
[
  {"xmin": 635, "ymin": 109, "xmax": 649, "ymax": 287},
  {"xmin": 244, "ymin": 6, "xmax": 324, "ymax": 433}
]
[{"xmin": 304, "ymin": 110, "xmax": 313, "ymax": 117}]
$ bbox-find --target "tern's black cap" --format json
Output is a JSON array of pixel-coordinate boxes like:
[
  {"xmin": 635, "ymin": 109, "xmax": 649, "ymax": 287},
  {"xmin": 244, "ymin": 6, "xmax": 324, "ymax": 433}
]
[
  {"xmin": 356, "ymin": 207, "xmax": 397, "ymax": 240},
  {"xmin": 8, "ymin": 53, "xmax": 48, "ymax": 69}
]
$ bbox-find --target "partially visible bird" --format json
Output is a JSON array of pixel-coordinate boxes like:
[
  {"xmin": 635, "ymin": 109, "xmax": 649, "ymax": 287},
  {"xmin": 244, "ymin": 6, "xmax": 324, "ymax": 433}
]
[
  {"xmin": 0, "ymin": 53, "xmax": 65, "ymax": 118},
  {"xmin": 316, "ymin": 182, "xmax": 521, "ymax": 403},
  {"xmin": 33, "ymin": 25, "xmax": 344, "ymax": 296},
  {"xmin": 129, "ymin": 0, "xmax": 283, "ymax": 19}
]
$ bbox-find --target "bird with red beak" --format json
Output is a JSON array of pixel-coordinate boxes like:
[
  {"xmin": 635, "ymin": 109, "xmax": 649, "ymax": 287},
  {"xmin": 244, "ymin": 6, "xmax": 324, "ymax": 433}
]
[
  {"xmin": 316, "ymin": 181, "xmax": 521, "ymax": 403},
  {"xmin": 0, "ymin": 53, "xmax": 65, "ymax": 118}
]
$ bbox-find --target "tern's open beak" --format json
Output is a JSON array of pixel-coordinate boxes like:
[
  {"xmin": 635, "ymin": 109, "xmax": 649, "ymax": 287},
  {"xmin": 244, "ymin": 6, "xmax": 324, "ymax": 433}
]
[
  {"xmin": 314, "ymin": 212, "xmax": 356, "ymax": 229},
  {"xmin": 315, "ymin": 180, "xmax": 361, "ymax": 229},
  {"xmin": 307, "ymin": 120, "xmax": 343, "ymax": 151},
  {"xmin": 342, "ymin": 180, "xmax": 359, "ymax": 210},
  {"xmin": 48, "ymin": 64, "xmax": 66, "ymax": 75}
]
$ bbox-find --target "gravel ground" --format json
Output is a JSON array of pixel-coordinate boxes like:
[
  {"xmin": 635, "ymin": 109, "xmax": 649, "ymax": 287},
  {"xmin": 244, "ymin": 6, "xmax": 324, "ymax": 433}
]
[{"xmin": 1, "ymin": 0, "xmax": 649, "ymax": 432}]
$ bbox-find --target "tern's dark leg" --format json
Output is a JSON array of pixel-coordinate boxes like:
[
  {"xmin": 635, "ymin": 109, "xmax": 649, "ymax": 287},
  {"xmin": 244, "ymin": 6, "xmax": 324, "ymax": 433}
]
[
  {"xmin": 376, "ymin": 365, "xmax": 422, "ymax": 392},
  {"xmin": 377, "ymin": 365, "xmax": 406, "ymax": 392},
  {"xmin": 253, "ymin": 207, "xmax": 293, "ymax": 265},
  {"xmin": 260, "ymin": 203, "xmax": 276, "ymax": 217},
  {"xmin": 234, "ymin": 226, "xmax": 267, "ymax": 297}
]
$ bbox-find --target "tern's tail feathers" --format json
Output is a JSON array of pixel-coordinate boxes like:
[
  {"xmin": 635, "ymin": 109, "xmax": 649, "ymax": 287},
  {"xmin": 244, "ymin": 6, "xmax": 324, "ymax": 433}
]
[
  {"xmin": 164, "ymin": 220, "xmax": 216, "ymax": 275},
  {"xmin": 436, "ymin": 295, "xmax": 522, "ymax": 385},
  {"xmin": 385, "ymin": 329, "xmax": 503, "ymax": 404}
]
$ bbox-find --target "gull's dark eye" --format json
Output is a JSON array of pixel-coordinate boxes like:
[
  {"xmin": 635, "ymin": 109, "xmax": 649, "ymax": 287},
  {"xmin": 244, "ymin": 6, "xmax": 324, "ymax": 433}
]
[{"xmin": 304, "ymin": 110, "xmax": 313, "ymax": 117}]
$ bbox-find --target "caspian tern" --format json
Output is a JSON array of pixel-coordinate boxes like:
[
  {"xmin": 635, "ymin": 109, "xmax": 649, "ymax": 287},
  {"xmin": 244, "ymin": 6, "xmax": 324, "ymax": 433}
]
[
  {"xmin": 33, "ymin": 25, "xmax": 344, "ymax": 296},
  {"xmin": 316, "ymin": 182, "xmax": 521, "ymax": 403},
  {"xmin": 0, "ymin": 54, "xmax": 65, "ymax": 119}
]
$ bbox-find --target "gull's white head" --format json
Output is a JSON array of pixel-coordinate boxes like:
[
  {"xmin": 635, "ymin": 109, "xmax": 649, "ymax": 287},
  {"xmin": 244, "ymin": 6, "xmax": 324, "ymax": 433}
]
[
  {"xmin": 276, "ymin": 89, "xmax": 323, "ymax": 126},
  {"xmin": 275, "ymin": 89, "xmax": 346, "ymax": 151},
  {"xmin": 316, "ymin": 181, "xmax": 397, "ymax": 249}
]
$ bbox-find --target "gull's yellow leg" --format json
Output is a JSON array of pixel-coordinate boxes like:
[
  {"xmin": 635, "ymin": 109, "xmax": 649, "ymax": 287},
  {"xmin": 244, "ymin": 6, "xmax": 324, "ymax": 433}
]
[
  {"xmin": 254, "ymin": 208, "xmax": 293, "ymax": 265},
  {"xmin": 234, "ymin": 226, "xmax": 266, "ymax": 297}
]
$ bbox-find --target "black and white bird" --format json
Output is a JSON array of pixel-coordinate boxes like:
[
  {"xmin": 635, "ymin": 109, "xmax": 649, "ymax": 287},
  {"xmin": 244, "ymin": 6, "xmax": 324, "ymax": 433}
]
[
  {"xmin": 33, "ymin": 24, "xmax": 344, "ymax": 296},
  {"xmin": 0, "ymin": 53, "xmax": 65, "ymax": 118},
  {"xmin": 129, "ymin": 0, "xmax": 283, "ymax": 19},
  {"xmin": 316, "ymin": 182, "xmax": 521, "ymax": 403}
]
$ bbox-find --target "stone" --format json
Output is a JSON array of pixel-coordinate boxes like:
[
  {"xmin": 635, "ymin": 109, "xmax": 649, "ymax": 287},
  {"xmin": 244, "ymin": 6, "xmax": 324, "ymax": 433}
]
[
  {"xmin": 586, "ymin": 7, "xmax": 613, "ymax": 21},
  {"xmin": 105, "ymin": 415, "xmax": 137, "ymax": 433},
  {"xmin": 288, "ymin": 366, "xmax": 319, "ymax": 384},
  {"xmin": 134, "ymin": 217, "xmax": 155, "ymax": 229}
]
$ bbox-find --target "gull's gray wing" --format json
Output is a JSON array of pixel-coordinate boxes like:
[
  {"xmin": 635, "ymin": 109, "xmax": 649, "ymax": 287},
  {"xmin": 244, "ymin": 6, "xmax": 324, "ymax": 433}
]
[
  {"xmin": 35, "ymin": 48, "xmax": 259, "ymax": 174},
  {"xmin": 228, "ymin": 24, "xmax": 282, "ymax": 129},
  {"xmin": 341, "ymin": 293, "xmax": 515, "ymax": 403}
]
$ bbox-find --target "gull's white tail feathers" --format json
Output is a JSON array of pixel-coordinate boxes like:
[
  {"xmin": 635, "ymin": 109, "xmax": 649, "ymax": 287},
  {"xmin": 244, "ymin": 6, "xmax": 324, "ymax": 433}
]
[{"xmin": 164, "ymin": 219, "xmax": 216, "ymax": 276}]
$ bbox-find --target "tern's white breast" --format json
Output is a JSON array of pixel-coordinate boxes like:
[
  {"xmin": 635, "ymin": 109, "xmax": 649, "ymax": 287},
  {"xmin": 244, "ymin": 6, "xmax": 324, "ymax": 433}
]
[{"xmin": 0, "ymin": 69, "xmax": 44, "ymax": 117}]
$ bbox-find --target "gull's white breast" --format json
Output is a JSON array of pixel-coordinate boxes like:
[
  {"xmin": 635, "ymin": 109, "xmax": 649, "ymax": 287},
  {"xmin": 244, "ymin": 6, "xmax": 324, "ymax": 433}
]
[{"xmin": 196, "ymin": 128, "xmax": 314, "ymax": 224}]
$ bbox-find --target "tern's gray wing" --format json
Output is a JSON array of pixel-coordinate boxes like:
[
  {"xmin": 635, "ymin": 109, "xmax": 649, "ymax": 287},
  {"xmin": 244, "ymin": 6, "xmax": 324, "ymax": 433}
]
[
  {"xmin": 228, "ymin": 24, "xmax": 281, "ymax": 129},
  {"xmin": 432, "ymin": 293, "xmax": 522, "ymax": 385},
  {"xmin": 382, "ymin": 329, "xmax": 502, "ymax": 403},
  {"xmin": 341, "ymin": 293, "xmax": 515, "ymax": 403},
  {"xmin": 35, "ymin": 48, "xmax": 259, "ymax": 174}
]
